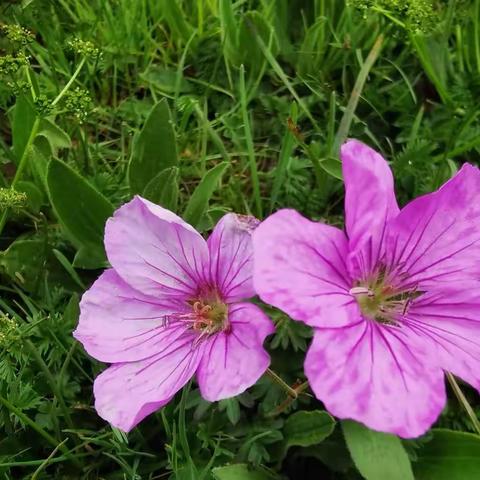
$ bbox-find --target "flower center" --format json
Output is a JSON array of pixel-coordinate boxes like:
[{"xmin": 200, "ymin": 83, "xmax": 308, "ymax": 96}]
[
  {"xmin": 349, "ymin": 280, "xmax": 421, "ymax": 327},
  {"xmin": 163, "ymin": 294, "xmax": 229, "ymax": 342},
  {"xmin": 188, "ymin": 298, "xmax": 229, "ymax": 334}
]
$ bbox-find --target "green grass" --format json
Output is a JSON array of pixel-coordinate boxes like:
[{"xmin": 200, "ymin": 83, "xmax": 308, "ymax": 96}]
[{"xmin": 0, "ymin": 0, "xmax": 480, "ymax": 478}]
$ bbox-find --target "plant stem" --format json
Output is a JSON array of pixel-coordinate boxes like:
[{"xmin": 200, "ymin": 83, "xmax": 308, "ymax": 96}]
[
  {"xmin": 0, "ymin": 394, "xmax": 76, "ymax": 463},
  {"xmin": 266, "ymin": 368, "xmax": 299, "ymax": 399},
  {"xmin": 446, "ymin": 372, "xmax": 480, "ymax": 435},
  {"xmin": 52, "ymin": 56, "xmax": 86, "ymax": 107},
  {"xmin": 239, "ymin": 64, "xmax": 262, "ymax": 218},
  {"xmin": 334, "ymin": 34, "xmax": 384, "ymax": 153},
  {"xmin": 193, "ymin": 102, "xmax": 229, "ymax": 163},
  {"xmin": 0, "ymin": 116, "xmax": 40, "ymax": 236},
  {"xmin": 266, "ymin": 380, "xmax": 310, "ymax": 418}
]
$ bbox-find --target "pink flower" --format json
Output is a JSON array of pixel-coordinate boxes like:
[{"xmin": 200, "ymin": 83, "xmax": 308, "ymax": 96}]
[
  {"xmin": 253, "ymin": 139, "xmax": 480, "ymax": 438},
  {"xmin": 74, "ymin": 197, "xmax": 274, "ymax": 432}
]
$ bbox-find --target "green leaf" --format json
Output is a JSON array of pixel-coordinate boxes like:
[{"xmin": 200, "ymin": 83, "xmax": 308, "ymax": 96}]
[
  {"xmin": 52, "ymin": 249, "xmax": 85, "ymax": 289},
  {"xmin": 284, "ymin": 410, "xmax": 335, "ymax": 449},
  {"xmin": 297, "ymin": 431, "xmax": 354, "ymax": 473},
  {"xmin": 27, "ymin": 144, "xmax": 49, "ymax": 191},
  {"xmin": 195, "ymin": 206, "xmax": 230, "ymax": 232},
  {"xmin": 319, "ymin": 156, "xmax": 343, "ymax": 180},
  {"xmin": 140, "ymin": 66, "xmax": 193, "ymax": 94},
  {"xmin": 46, "ymin": 159, "xmax": 114, "ymax": 267},
  {"xmin": 413, "ymin": 429, "xmax": 480, "ymax": 480},
  {"xmin": 128, "ymin": 99, "xmax": 178, "ymax": 194},
  {"xmin": 342, "ymin": 420, "xmax": 414, "ymax": 480},
  {"xmin": 183, "ymin": 162, "xmax": 228, "ymax": 227},
  {"xmin": 212, "ymin": 464, "xmax": 279, "ymax": 480},
  {"xmin": 15, "ymin": 180, "xmax": 44, "ymax": 213},
  {"xmin": 37, "ymin": 118, "xmax": 71, "ymax": 153},
  {"xmin": 238, "ymin": 11, "xmax": 278, "ymax": 73},
  {"xmin": 219, "ymin": 0, "xmax": 240, "ymax": 65},
  {"xmin": 157, "ymin": 0, "xmax": 193, "ymax": 42},
  {"xmin": 0, "ymin": 239, "xmax": 46, "ymax": 292},
  {"xmin": 219, "ymin": 398, "xmax": 241, "ymax": 426},
  {"xmin": 142, "ymin": 166, "xmax": 179, "ymax": 211},
  {"xmin": 12, "ymin": 94, "xmax": 37, "ymax": 164}
]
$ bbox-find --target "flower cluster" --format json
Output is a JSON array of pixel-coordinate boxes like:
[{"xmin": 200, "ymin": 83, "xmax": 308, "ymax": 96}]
[
  {"xmin": 75, "ymin": 140, "xmax": 480, "ymax": 438},
  {"xmin": 62, "ymin": 87, "xmax": 93, "ymax": 123},
  {"xmin": 0, "ymin": 188, "xmax": 27, "ymax": 211},
  {"xmin": 0, "ymin": 53, "xmax": 29, "ymax": 76},
  {"xmin": 1, "ymin": 24, "xmax": 34, "ymax": 46},
  {"xmin": 66, "ymin": 38, "xmax": 99, "ymax": 58}
]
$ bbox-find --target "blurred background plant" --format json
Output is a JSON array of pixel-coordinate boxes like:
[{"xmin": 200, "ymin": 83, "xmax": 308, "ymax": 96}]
[{"xmin": 0, "ymin": 0, "xmax": 479, "ymax": 478}]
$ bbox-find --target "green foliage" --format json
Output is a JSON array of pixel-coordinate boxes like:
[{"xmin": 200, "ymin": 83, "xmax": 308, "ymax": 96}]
[
  {"xmin": 46, "ymin": 159, "xmax": 114, "ymax": 268},
  {"xmin": 0, "ymin": 0, "xmax": 479, "ymax": 478},
  {"xmin": 128, "ymin": 99, "xmax": 178, "ymax": 195},
  {"xmin": 342, "ymin": 420, "xmax": 415, "ymax": 480},
  {"xmin": 212, "ymin": 463, "xmax": 280, "ymax": 480},
  {"xmin": 183, "ymin": 162, "xmax": 229, "ymax": 228},
  {"xmin": 283, "ymin": 410, "xmax": 335, "ymax": 449},
  {"xmin": 413, "ymin": 429, "xmax": 480, "ymax": 479}
]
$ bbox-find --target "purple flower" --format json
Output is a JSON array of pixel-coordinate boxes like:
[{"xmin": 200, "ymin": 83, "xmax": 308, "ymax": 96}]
[
  {"xmin": 253, "ymin": 140, "xmax": 480, "ymax": 438},
  {"xmin": 74, "ymin": 197, "xmax": 274, "ymax": 432}
]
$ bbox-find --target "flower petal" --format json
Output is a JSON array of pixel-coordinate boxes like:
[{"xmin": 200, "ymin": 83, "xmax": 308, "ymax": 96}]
[
  {"xmin": 253, "ymin": 209, "xmax": 352, "ymax": 327},
  {"xmin": 207, "ymin": 213, "xmax": 259, "ymax": 302},
  {"xmin": 386, "ymin": 164, "xmax": 480, "ymax": 290},
  {"xmin": 405, "ymin": 288, "xmax": 480, "ymax": 392},
  {"xmin": 341, "ymin": 140, "xmax": 399, "ymax": 277},
  {"xmin": 94, "ymin": 333, "xmax": 201, "ymax": 432},
  {"xmin": 74, "ymin": 269, "xmax": 189, "ymax": 363},
  {"xmin": 305, "ymin": 306, "xmax": 446, "ymax": 438},
  {"xmin": 196, "ymin": 303, "xmax": 274, "ymax": 401},
  {"xmin": 105, "ymin": 196, "xmax": 209, "ymax": 298}
]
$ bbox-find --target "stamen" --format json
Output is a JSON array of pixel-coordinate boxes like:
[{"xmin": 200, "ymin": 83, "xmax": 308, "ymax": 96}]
[
  {"xmin": 161, "ymin": 294, "xmax": 229, "ymax": 343},
  {"xmin": 350, "ymin": 267, "xmax": 422, "ymax": 327},
  {"xmin": 349, "ymin": 286, "xmax": 374, "ymax": 297}
]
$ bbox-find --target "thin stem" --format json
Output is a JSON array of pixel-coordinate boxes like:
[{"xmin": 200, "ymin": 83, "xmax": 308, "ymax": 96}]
[
  {"xmin": 334, "ymin": 34, "xmax": 384, "ymax": 153},
  {"xmin": 193, "ymin": 102, "xmax": 229, "ymax": 163},
  {"xmin": 31, "ymin": 439, "xmax": 68, "ymax": 480},
  {"xmin": 446, "ymin": 372, "xmax": 480, "ymax": 435},
  {"xmin": 266, "ymin": 380, "xmax": 310, "ymax": 418},
  {"xmin": 0, "ymin": 116, "xmax": 40, "ymax": 236},
  {"xmin": 0, "ymin": 394, "xmax": 75, "ymax": 463},
  {"xmin": 239, "ymin": 64, "xmax": 262, "ymax": 217},
  {"xmin": 266, "ymin": 368, "xmax": 298, "ymax": 399},
  {"xmin": 52, "ymin": 56, "xmax": 86, "ymax": 107}
]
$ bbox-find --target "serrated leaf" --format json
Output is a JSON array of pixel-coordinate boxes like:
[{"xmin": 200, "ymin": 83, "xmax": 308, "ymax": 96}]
[
  {"xmin": 413, "ymin": 429, "xmax": 480, "ymax": 480},
  {"xmin": 284, "ymin": 410, "xmax": 335, "ymax": 449},
  {"xmin": 142, "ymin": 166, "xmax": 179, "ymax": 211},
  {"xmin": 128, "ymin": 99, "xmax": 178, "ymax": 194},
  {"xmin": 342, "ymin": 420, "xmax": 414, "ymax": 480},
  {"xmin": 46, "ymin": 159, "xmax": 113, "ymax": 268},
  {"xmin": 37, "ymin": 118, "xmax": 71, "ymax": 152},
  {"xmin": 212, "ymin": 464, "xmax": 279, "ymax": 480},
  {"xmin": 183, "ymin": 162, "xmax": 228, "ymax": 227}
]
